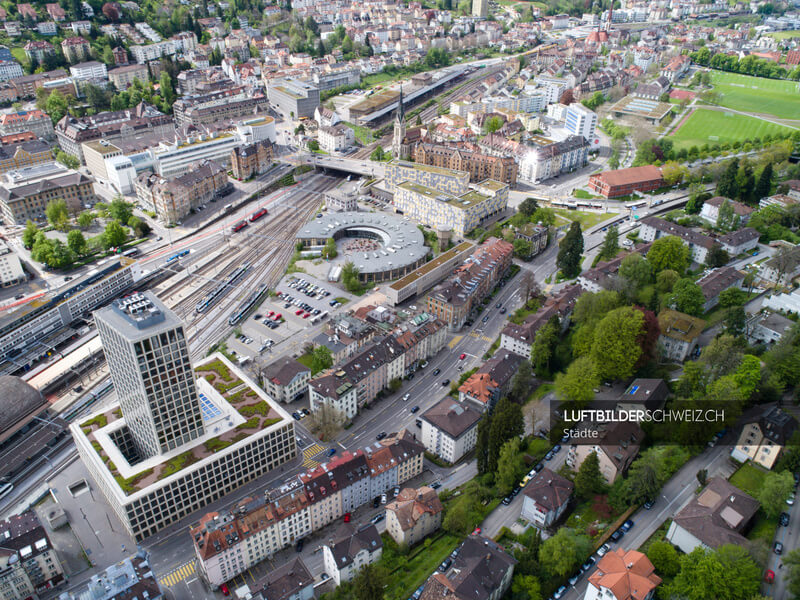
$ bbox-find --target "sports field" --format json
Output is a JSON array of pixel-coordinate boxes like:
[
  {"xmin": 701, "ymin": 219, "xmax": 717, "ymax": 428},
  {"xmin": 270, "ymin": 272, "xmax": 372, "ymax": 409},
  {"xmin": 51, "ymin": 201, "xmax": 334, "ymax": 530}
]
[
  {"xmin": 766, "ymin": 30, "xmax": 800, "ymax": 40},
  {"xmin": 708, "ymin": 71, "xmax": 800, "ymax": 120},
  {"xmin": 669, "ymin": 108, "xmax": 794, "ymax": 149}
]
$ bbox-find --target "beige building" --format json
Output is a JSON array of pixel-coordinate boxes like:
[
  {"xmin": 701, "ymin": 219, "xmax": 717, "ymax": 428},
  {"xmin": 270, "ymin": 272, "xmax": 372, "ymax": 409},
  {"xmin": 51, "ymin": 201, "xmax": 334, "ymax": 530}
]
[
  {"xmin": 731, "ymin": 405, "xmax": 797, "ymax": 469},
  {"xmin": 385, "ymin": 486, "xmax": 443, "ymax": 546},
  {"xmin": 0, "ymin": 240, "xmax": 25, "ymax": 287},
  {"xmin": 566, "ymin": 422, "xmax": 644, "ymax": 484},
  {"xmin": 261, "ymin": 357, "xmax": 311, "ymax": 404},
  {"xmin": 658, "ymin": 309, "xmax": 706, "ymax": 362},
  {"xmin": 108, "ymin": 63, "xmax": 149, "ymax": 90},
  {"xmin": 82, "ymin": 140, "xmax": 123, "ymax": 181},
  {"xmin": 318, "ymin": 124, "xmax": 354, "ymax": 153}
]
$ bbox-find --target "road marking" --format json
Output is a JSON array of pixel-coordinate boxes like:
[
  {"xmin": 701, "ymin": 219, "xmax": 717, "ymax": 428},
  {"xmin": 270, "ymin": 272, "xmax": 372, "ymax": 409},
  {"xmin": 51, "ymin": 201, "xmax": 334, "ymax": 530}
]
[
  {"xmin": 159, "ymin": 561, "xmax": 196, "ymax": 587},
  {"xmin": 302, "ymin": 443, "xmax": 326, "ymax": 468},
  {"xmin": 447, "ymin": 335, "xmax": 463, "ymax": 349}
]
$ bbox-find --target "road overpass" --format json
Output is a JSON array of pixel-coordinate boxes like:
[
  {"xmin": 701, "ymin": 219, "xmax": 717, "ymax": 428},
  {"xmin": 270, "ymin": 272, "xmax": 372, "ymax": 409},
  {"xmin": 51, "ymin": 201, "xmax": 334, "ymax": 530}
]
[{"xmin": 299, "ymin": 154, "xmax": 386, "ymax": 179}]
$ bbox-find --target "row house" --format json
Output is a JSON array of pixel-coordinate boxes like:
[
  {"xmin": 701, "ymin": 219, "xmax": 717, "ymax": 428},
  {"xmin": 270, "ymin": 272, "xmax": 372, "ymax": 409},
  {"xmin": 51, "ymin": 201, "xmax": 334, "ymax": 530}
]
[
  {"xmin": 638, "ymin": 216, "xmax": 716, "ymax": 264},
  {"xmin": 193, "ymin": 432, "xmax": 424, "ymax": 589}
]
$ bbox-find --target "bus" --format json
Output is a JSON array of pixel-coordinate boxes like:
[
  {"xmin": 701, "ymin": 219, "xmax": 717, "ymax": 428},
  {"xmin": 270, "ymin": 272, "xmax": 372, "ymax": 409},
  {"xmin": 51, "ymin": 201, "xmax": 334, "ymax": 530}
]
[
  {"xmin": 224, "ymin": 203, "xmax": 235, "ymax": 212},
  {"xmin": 122, "ymin": 248, "xmax": 140, "ymax": 258},
  {"xmin": 625, "ymin": 200, "xmax": 647, "ymax": 211},
  {"xmin": 232, "ymin": 220, "xmax": 248, "ymax": 233},
  {"xmin": 249, "ymin": 207, "xmax": 268, "ymax": 222}
]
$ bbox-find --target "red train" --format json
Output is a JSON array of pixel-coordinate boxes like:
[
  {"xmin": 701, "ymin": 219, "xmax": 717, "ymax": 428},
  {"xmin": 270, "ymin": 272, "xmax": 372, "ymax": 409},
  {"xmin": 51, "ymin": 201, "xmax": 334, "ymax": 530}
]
[
  {"xmin": 232, "ymin": 220, "xmax": 248, "ymax": 233},
  {"xmin": 249, "ymin": 207, "xmax": 268, "ymax": 222}
]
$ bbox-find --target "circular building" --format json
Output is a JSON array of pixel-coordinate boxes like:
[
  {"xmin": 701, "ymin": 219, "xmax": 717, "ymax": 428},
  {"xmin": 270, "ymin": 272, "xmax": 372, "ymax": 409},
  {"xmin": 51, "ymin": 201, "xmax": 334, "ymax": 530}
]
[{"xmin": 296, "ymin": 212, "xmax": 430, "ymax": 283}]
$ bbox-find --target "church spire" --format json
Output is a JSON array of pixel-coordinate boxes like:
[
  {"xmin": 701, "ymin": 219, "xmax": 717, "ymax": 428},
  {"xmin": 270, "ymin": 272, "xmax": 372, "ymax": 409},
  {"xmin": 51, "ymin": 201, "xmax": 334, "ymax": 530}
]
[{"xmin": 395, "ymin": 86, "xmax": 404, "ymax": 122}]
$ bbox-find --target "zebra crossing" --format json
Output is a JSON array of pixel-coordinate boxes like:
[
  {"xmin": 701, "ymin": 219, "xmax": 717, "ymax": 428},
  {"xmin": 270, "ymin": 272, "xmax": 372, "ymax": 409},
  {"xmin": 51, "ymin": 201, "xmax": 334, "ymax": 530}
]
[
  {"xmin": 468, "ymin": 332, "xmax": 494, "ymax": 343},
  {"xmin": 302, "ymin": 443, "xmax": 326, "ymax": 468},
  {"xmin": 159, "ymin": 561, "xmax": 196, "ymax": 587}
]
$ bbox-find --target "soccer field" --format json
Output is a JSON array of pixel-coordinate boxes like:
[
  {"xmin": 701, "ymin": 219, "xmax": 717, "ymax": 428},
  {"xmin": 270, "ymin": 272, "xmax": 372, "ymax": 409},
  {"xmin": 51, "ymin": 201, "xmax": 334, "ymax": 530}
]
[
  {"xmin": 669, "ymin": 108, "xmax": 794, "ymax": 149},
  {"xmin": 709, "ymin": 71, "xmax": 800, "ymax": 120}
]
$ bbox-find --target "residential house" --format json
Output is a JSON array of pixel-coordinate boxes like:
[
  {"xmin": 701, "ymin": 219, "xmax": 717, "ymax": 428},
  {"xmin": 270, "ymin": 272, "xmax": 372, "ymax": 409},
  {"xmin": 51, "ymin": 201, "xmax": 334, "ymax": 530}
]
[
  {"xmin": 584, "ymin": 549, "xmax": 661, "ymax": 600},
  {"xmin": 699, "ymin": 196, "xmax": 753, "ymax": 226},
  {"xmin": 616, "ymin": 379, "xmax": 669, "ymax": 417},
  {"xmin": 666, "ymin": 477, "xmax": 760, "ymax": 553},
  {"xmin": 385, "ymin": 486, "xmax": 443, "ymax": 546},
  {"xmin": 657, "ymin": 309, "xmax": 706, "ymax": 362},
  {"xmin": 746, "ymin": 311, "xmax": 795, "ymax": 345},
  {"xmin": 247, "ymin": 557, "xmax": 314, "ymax": 600},
  {"xmin": 521, "ymin": 467, "xmax": 573, "ymax": 529},
  {"xmin": 719, "ymin": 227, "xmax": 760, "ymax": 256},
  {"xmin": 458, "ymin": 352, "xmax": 523, "ymax": 412},
  {"xmin": 322, "ymin": 524, "xmax": 382, "ymax": 585},
  {"xmin": 638, "ymin": 217, "xmax": 715, "ymax": 265},
  {"xmin": 696, "ymin": 266, "xmax": 744, "ymax": 312},
  {"xmin": 566, "ymin": 422, "xmax": 644, "ymax": 484},
  {"xmin": 318, "ymin": 124, "xmax": 354, "ymax": 153},
  {"xmin": 759, "ymin": 245, "xmax": 800, "ymax": 285},
  {"xmin": 420, "ymin": 398, "xmax": 482, "ymax": 464},
  {"xmin": 262, "ymin": 358, "xmax": 310, "ymax": 404},
  {"xmin": 731, "ymin": 405, "xmax": 797, "ymax": 470}
]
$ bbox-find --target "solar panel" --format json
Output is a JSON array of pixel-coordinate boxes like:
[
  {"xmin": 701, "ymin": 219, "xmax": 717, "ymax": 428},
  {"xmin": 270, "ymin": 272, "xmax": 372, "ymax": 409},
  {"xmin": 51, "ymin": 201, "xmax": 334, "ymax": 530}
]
[
  {"xmin": 199, "ymin": 393, "xmax": 221, "ymax": 420},
  {"xmin": 629, "ymin": 386, "xmax": 639, "ymax": 395}
]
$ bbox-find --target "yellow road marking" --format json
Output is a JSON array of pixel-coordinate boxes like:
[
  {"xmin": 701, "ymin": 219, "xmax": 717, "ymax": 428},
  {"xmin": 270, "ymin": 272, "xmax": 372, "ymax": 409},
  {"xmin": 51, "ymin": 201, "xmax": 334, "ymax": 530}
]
[
  {"xmin": 159, "ymin": 561, "xmax": 196, "ymax": 587},
  {"xmin": 448, "ymin": 335, "xmax": 463, "ymax": 349}
]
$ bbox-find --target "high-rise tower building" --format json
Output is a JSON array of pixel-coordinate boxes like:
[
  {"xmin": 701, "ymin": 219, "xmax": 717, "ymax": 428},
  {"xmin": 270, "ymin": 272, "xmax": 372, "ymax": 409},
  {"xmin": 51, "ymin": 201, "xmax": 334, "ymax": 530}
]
[
  {"xmin": 472, "ymin": 0, "xmax": 488, "ymax": 18},
  {"xmin": 94, "ymin": 291, "xmax": 204, "ymax": 458}
]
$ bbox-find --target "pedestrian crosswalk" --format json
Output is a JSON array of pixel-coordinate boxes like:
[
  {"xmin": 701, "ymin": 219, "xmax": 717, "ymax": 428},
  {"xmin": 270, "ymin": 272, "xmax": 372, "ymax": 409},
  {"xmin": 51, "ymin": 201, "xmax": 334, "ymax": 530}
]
[
  {"xmin": 467, "ymin": 332, "xmax": 493, "ymax": 343},
  {"xmin": 159, "ymin": 561, "xmax": 196, "ymax": 587},
  {"xmin": 302, "ymin": 443, "xmax": 326, "ymax": 468},
  {"xmin": 447, "ymin": 335, "xmax": 463, "ymax": 349}
]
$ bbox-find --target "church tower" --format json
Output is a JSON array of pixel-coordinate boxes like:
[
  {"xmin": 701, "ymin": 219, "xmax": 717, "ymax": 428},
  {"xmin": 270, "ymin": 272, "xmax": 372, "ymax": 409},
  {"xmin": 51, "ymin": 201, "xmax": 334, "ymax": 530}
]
[{"xmin": 392, "ymin": 87, "xmax": 406, "ymax": 160}]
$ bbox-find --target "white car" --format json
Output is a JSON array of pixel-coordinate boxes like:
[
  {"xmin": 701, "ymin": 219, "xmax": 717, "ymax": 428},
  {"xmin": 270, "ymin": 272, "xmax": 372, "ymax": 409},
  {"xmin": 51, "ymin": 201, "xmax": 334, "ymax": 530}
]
[{"xmin": 402, "ymin": 393, "xmax": 410, "ymax": 401}]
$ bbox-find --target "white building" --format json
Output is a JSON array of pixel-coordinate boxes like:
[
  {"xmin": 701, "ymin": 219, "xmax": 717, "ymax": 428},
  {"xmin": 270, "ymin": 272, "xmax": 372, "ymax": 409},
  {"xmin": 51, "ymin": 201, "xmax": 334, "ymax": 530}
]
[
  {"xmin": 322, "ymin": 524, "xmax": 382, "ymax": 585},
  {"xmin": 0, "ymin": 240, "xmax": 25, "ymax": 287},
  {"xmin": 69, "ymin": 61, "xmax": 108, "ymax": 81},
  {"xmin": 518, "ymin": 136, "xmax": 589, "ymax": 184},
  {"xmin": 584, "ymin": 549, "xmax": 661, "ymax": 600},
  {"xmin": 564, "ymin": 103, "xmax": 598, "ymax": 147},
  {"xmin": 318, "ymin": 124, "xmax": 354, "ymax": 154},
  {"xmin": 419, "ymin": 398, "xmax": 481, "ymax": 464},
  {"xmin": 130, "ymin": 41, "xmax": 176, "ymax": 64},
  {"xmin": 763, "ymin": 288, "xmax": 800, "ymax": 315},
  {"xmin": 105, "ymin": 155, "xmax": 138, "ymax": 194},
  {"xmin": 520, "ymin": 468, "xmax": 573, "ymax": 528},
  {"xmin": 262, "ymin": 358, "xmax": 311, "ymax": 404},
  {"xmin": 309, "ymin": 373, "xmax": 359, "ymax": 420},
  {"xmin": 0, "ymin": 60, "xmax": 24, "ymax": 82}
]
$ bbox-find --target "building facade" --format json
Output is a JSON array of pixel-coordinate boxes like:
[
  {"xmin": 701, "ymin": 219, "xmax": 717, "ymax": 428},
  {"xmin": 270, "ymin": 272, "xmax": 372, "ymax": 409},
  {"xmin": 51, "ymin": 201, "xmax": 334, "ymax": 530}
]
[
  {"xmin": 230, "ymin": 140, "xmax": 274, "ymax": 180},
  {"xmin": 0, "ymin": 240, "xmax": 25, "ymax": 287},
  {"xmin": 262, "ymin": 358, "xmax": 311, "ymax": 404},
  {"xmin": 322, "ymin": 524, "xmax": 382, "ymax": 585},
  {"xmin": 521, "ymin": 468, "xmax": 573, "ymax": 528},
  {"xmin": 108, "ymin": 63, "xmax": 149, "ymax": 89},
  {"xmin": 518, "ymin": 136, "xmax": 589, "ymax": 184},
  {"xmin": 0, "ymin": 110, "xmax": 55, "ymax": 140},
  {"xmin": 0, "ymin": 139, "xmax": 52, "ymax": 175},
  {"xmin": 413, "ymin": 143, "xmax": 518, "ymax": 186},
  {"xmin": 420, "ymin": 398, "xmax": 481, "ymax": 464},
  {"xmin": 0, "ymin": 512, "xmax": 66, "ymax": 600},
  {"xmin": 588, "ymin": 165, "xmax": 663, "ymax": 198},
  {"xmin": 266, "ymin": 78, "xmax": 320, "ymax": 119},
  {"xmin": 385, "ymin": 486, "xmax": 443, "ymax": 546}
]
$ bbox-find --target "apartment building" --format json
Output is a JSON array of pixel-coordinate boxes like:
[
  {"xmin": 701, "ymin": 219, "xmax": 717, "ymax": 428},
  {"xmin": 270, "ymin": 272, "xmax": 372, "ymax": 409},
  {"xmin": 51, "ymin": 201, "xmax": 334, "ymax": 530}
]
[
  {"xmin": 63, "ymin": 554, "xmax": 163, "ymax": 600},
  {"xmin": 23, "ymin": 41, "xmax": 54, "ymax": 63},
  {"xmin": 458, "ymin": 352, "xmax": 523, "ymax": 412},
  {"xmin": 696, "ymin": 266, "xmax": 744, "ymax": 312},
  {"xmin": 0, "ymin": 512, "xmax": 66, "ymax": 599},
  {"xmin": 385, "ymin": 486, "xmax": 443, "ymax": 546},
  {"xmin": 420, "ymin": 398, "xmax": 482, "ymax": 464},
  {"xmin": 261, "ymin": 358, "xmax": 310, "ymax": 404},
  {"xmin": 520, "ymin": 468, "xmax": 573, "ymax": 528},
  {"xmin": 566, "ymin": 422, "xmax": 644, "ymax": 484},
  {"xmin": 564, "ymin": 103, "xmax": 598, "ymax": 145},
  {"xmin": 385, "ymin": 161, "xmax": 470, "ymax": 197},
  {"xmin": 318, "ymin": 124, "xmax": 354, "ymax": 153},
  {"xmin": 108, "ymin": 63, "xmax": 149, "ymax": 89},
  {"xmin": 0, "ymin": 60, "xmax": 23, "ymax": 82},
  {"xmin": 731, "ymin": 405, "xmax": 797, "ymax": 470},
  {"xmin": 0, "ymin": 162, "xmax": 95, "ymax": 225},
  {"xmin": 69, "ymin": 61, "xmax": 107, "ymax": 81},
  {"xmin": 501, "ymin": 285, "xmax": 581, "ymax": 358},
  {"xmin": 192, "ymin": 432, "xmax": 423, "ymax": 589},
  {"xmin": 82, "ymin": 140, "xmax": 123, "ymax": 181},
  {"xmin": 0, "ymin": 110, "xmax": 55, "ymax": 140},
  {"xmin": 135, "ymin": 159, "xmax": 230, "ymax": 224},
  {"xmin": 129, "ymin": 41, "xmax": 176, "ymax": 64},
  {"xmin": 657, "ymin": 309, "xmax": 706, "ymax": 362},
  {"xmin": 0, "ymin": 139, "xmax": 52, "ymax": 175},
  {"xmin": 518, "ymin": 135, "xmax": 589, "ymax": 184},
  {"xmin": 759, "ymin": 245, "xmax": 800, "ymax": 285},
  {"xmin": 413, "ymin": 143, "xmax": 518, "ymax": 186},
  {"xmin": 638, "ymin": 217, "xmax": 715, "ymax": 265},
  {"xmin": 245, "ymin": 558, "xmax": 314, "ymax": 600},
  {"xmin": 699, "ymin": 196, "xmax": 753, "ymax": 226},
  {"xmin": 60, "ymin": 37, "xmax": 91, "ymax": 63},
  {"xmin": 0, "ymin": 240, "xmax": 25, "ymax": 287},
  {"xmin": 230, "ymin": 140, "xmax": 274, "ymax": 180},
  {"xmin": 426, "ymin": 237, "xmax": 513, "ymax": 330},
  {"xmin": 322, "ymin": 524, "xmax": 382, "ymax": 585},
  {"xmin": 584, "ymin": 550, "xmax": 661, "ymax": 600}
]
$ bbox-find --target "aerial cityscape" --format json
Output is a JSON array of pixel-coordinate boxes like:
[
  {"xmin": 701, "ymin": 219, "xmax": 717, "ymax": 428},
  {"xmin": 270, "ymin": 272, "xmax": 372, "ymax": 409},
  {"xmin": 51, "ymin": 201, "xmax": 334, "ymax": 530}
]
[{"xmin": 0, "ymin": 0, "xmax": 799, "ymax": 599}]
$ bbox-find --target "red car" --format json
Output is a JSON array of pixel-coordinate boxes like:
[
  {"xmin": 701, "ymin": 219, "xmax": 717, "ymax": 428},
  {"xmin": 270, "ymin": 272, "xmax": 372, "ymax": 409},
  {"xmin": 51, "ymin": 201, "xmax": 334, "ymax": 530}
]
[
  {"xmin": 459, "ymin": 353, "xmax": 466, "ymax": 360},
  {"xmin": 220, "ymin": 583, "xmax": 230, "ymax": 596},
  {"xmin": 471, "ymin": 527, "xmax": 481, "ymax": 535},
  {"xmin": 765, "ymin": 569, "xmax": 775, "ymax": 584},
  {"xmin": 303, "ymin": 312, "xmax": 310, "ymax": 318},
  {"xmin": 344, "ymin": 512, "xmax": 351, "ymax": 523},
  {"xmin": 267, "ymin": 311, "xmax": 274, "ymax": 317},
  {"xmin": 296, "ymin": 309, "xmax": 303, "ymax": 315},
  {"xmin": 274, "ymin": 313, "xmax": 282, "ymax": 320}
]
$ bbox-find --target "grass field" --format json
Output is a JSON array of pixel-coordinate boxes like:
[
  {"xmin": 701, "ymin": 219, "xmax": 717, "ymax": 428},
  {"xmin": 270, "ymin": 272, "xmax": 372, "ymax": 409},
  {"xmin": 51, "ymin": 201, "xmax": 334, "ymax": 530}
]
[
  {"xmin": 668, "ymin": 108, "xmax": 794, "ymax": 149},
  {"xmin": 767, "ymin": 29, "xmax": 800, "ymax": 40},
  {"xmin": 553, "ymin": 208, "xmax": 613, "ymax": 229},
  {"xmin": 709, "ymin": 71, "xmax": 800, "ymax": 120},
  {"xmin": 728, "ymin": 462, "xmax": 767, "ymax": 497},
  {"xmin": 10, "ymin": 47, "xmax": 26, "ymax": 64}
]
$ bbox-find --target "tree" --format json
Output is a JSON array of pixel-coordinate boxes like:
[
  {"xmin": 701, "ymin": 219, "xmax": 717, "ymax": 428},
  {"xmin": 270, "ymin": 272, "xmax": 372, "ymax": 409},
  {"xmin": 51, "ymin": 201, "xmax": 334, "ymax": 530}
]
[
  {"xmin": 647, "ymin": 541, "xmax": 681, "ymax": 578},
  {"xmin": 509, "ymin": 360, "xmax": 534, "ymax": 403},
  {"xmin": 785, "ymin": 548, "xmax": 800, "ymax": 599},
  {"xmin": 311, "ymin": 345, "xmax": 333, "ymax": 373},
  {"xmin": 621, "ymin": 450, "xmax": 662, "ymax": 505},
  {"xmin": 22, "ymin": 220, "xmax": 39, "ymax": 249},
  {"xmin": 669, "ymin": 278, "xmax": 705, "ymax": 316},
  {"xmin": 486, "ymin": 398, "xmax": 524, "ymax": 473},
  {"xmin": 661, "ymin": 161, "xmax": 688, "ymax": 186},
  {"xmin": 159, "ymin": 71, "xmax": 175, "ymax": 104},
  {"xmin": 575, "ymin": 451, "xmax": 606, "ymax": 499},
  {"xmin": 599, "ymin": 225, "xmax": 619, "ymax": 261},
  {"xmin": 531, "ymin": 318, "xmax": 559, "ymax": 377},
  {"xmin": 45, "ymin": 89, "xmax": 69, "ymax": 125},
  {"xmin": 716, "ymin": 158, "xmax": 740, "ymax": 199},
  {"xmin": 55, "ymin": 150, "xmax": 80, "ymax": 170},
  {"xmin": 46, "ymin": 199, "xmax": 71, "ymax": 231},
  {"xmin": 590, "ymin": 306, "xmax": 644, "ymax": 381},
  {"xmin": 307, "ymin": 139, "xmax": 320, "ymax": 152},
  {"xmin": 370, "ymin": 146, "xmax": 385, "ymax": 161},
  {"xmin": 484, "ymin": 115, "xmax": 504, "ymax": 134},
  {"xmin": 351, "ymin": 564, "xmax": 387, "ymax": 600},
  {"xmin": 618, "ymin": 253, "xmax": 652, "ymax": 289},
  {"xmin": 716, "ymin": 199, "xmax": 738, "ymax": 231},
  {"xmin": 496, "ymin": 437, "xmax": 526, "ymax": 496},
  {"xmin": 476, "ymin": 412, "xmax": 491, "ymax": 474},
  {"xmin": 513, "ymin": 239, "xmax": 532, "ymax": 260},
  {"xmin": 77, "ymin": 211, "xmax": 94, "ymax": 229},
  {"xmin": 667, "ymin": 545, "xmax": 760, "ymax": 600},
  {"xmin": 647, "ymin": 236, "xmax": 691, "ymax": 274},
  {"xmin": 66, "ymin": 230, "xmax": 87, "ymax": 256},
  {"xmin": 557, "ymin": 221, "xmax": 583, "ymax": 278},
  {"xmin": 724, "ymin": 306, "xmax": 746, "ymax": 337},
  {"xmin": 519, "ymin": 197, "xmax": 539, "ymax": 217},
  {"xmin": 539, "ymin": 528, "xmax": 592, "ymax": 578},
  {"xmin": 341, "ymin": 261, "xmax": 362, "ymax": 294},
  {"xmin": 758, "ymin": 470, "xmax": 794, "ymax": 518},
  {"xmin": 718, "ymin": 287, "xmax": 747, "ymax": 308},
  {"xmin": 532, "ymin": 207, "xmax": 556, "ymax": 227},
  {"xmin": 511, "ymin": 574, "xmax": 543, "ymax": 600},
  {"xmin": 555, "ymin": 356, "xmax": 598, "ymax": 406},
  {"xmin": 754, "ymin": 163, "xmax": 773, "ymax": 201},
  {"xmin": 322, "ymin": 238, "xmax": 338, "ymax": 259},
  {"xmin": 102, "ymin": 221, "xmax": 128, "ymax": 249},
  {"xmin": 305, "ymin": 402, "xmax": 346, "ymax": 441},
  {"xmin": 656, "ymin": 269, "xmax": 679, "ymax": 293},
  {"xmin": 128, "ymin": 216, "xmax": 151, "ymax": 238},
  {"xmin": 705, "ymin": 244, "xmax": 730, "ymax": 268},
  {"xmin": 108, "ymin": 196, "xmax": 133, "ymax": 223}
]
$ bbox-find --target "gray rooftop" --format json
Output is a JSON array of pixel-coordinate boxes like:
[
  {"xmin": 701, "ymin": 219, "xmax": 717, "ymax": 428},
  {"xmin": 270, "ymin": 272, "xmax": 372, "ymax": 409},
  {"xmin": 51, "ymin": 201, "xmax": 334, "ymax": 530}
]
[
  {"xmin": 297, "ymin": 212, "xmax": 428, "ymax": 276},
  {"xmin": 95, "ymin": 291, "xmax": 182, "ymax": 339}
]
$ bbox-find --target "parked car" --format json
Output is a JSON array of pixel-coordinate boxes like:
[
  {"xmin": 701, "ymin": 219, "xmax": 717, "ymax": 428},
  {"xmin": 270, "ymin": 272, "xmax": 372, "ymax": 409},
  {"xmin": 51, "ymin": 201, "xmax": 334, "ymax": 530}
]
[
  {"xmin": 596, "ymin": 543, "xmax": 611, "ymax": 557},
  {"xmin": 431, "ymin": 481, "xmax": 442, "ymax": 489},
  {"xmin": 569, "ymin": 573, "xmax": 580, "ymax": 585},
  {"xmin": 788, "ymin": 493, "xmax": 796, "ymax": 506},
  {"xmin": 327, "ymin": 448, "xmax": 337, "ymax": 457},
  {"xmin": 780, "ymin": 512, "xmax": 790, "ymax": 526},
  {"xmin": 621, "ymin": 519, "xmax": 635, "ymax": 532},
  {"xmin": 544, "ymin": 451, "xmax": 554, "ymax": 461},
  {"xmin": 376, "ymin": 431, "xmax": 387, "ymax": 441},
  {"xmin": 775, "ymin": 541, "xmax": 784, "ymax": 555},
  {"xmin": 581, "ymin": 557, "xmax": 596, "ymax": 573},
  {"xmin": 295, "ymin": 538, "xmax": 304, "ymax": 552},
  {"xmin": 459, "ymin": 353, "xmax": 466, "ymax": 360},
  {"xmin": 380, "ymin": 493, "xmax": 387, "ymax": 504},
  {"xmin": 343, "ymin": 512, "xmax": 351, "ymax": 523},
  {"xmin": 410, "ymin": 406, "xmax": 420, "ymax": 413},
  {"xmin": 643, "ymin": 499, "xmax": 655, "ymax": 510},
  {"xmin": 220, "ymin": 583, "xmax": 230, "ymax": 596},
  {"xmin": 502, "ymin": 496, "xmax": 512, "ymax": 505},
  {"xmin": 441, "ymin": 379, "xmax": 450, "ymax": 386},
  {"xmin": 371, "ymin": 513, "xmax": 384, "ymax": 524},
  {"xmin": 765, "ymin": 569, "xmax": 775, "ymax": 584},
  {"xmin": 471, "ymin": 527, "xmax": 481, "ymax": 535},
  {"xmin": 554, "ymin": 585, "xmax": 567, "ymax": 599},
  {"xmin": 610, "ymin": 529, "xmax": 625, "ymax": 542},
  {"xmin": 439, "ymin": 559, "xmax": 452, "ymax": 572},
  {"xmin": 415, "ymin": 418, "xmax": 422, "ymax": 427}
]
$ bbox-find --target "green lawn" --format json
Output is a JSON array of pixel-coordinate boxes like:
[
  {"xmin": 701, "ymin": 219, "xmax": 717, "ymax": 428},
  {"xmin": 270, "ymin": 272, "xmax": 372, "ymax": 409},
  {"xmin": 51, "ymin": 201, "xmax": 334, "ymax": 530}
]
[
  {"xmin": 553, "ymin": 208, "xmax": 613, "ymax": 230},
  {"xmin": 707, "ymin": 71, "xmax": 800, "ymax": 120},
  {"xmin": 342, "ymin": 121, "xmax": 375, "ymax": 145},
  {"xmin": 361, "ymin": 72, "xmax": 397, "ymax": 88},
  {"xmin": 766, "ymin": 30, "xmax": 800, "ymax": 40},
  {"xmin": 296, "ymin": 352, "xmax": 319, "ymax": 374},
  {"xmin": 729, "ymin": 462, "xmax": 768, "ymax": 497},
  {"xmin": 383, "ymin": 534, "xmax": 461, "ymax": 600},
  {"xmin": 10, "ymin": 47, "xmax": 26, "ymax": 64},
  {"xmin": 668, "ymin": 108, "xmax": 794, "ymax": 150}
]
